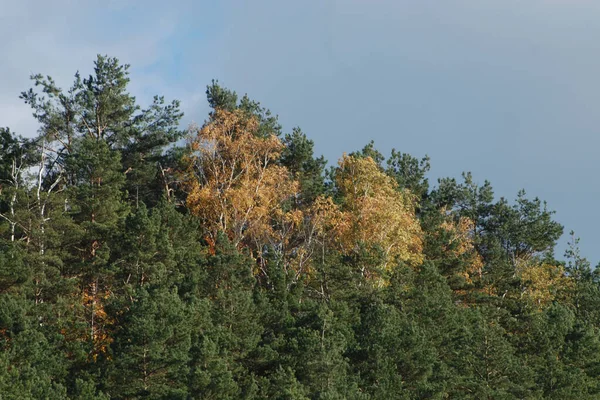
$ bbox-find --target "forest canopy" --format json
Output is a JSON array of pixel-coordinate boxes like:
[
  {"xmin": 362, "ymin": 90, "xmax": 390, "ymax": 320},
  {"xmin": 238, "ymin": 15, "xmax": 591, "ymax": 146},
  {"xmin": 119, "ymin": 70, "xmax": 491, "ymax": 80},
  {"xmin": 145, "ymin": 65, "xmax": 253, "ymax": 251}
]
[{"xmin": 0, "ymin": 55, "xmax": 599, "ymax": 399}]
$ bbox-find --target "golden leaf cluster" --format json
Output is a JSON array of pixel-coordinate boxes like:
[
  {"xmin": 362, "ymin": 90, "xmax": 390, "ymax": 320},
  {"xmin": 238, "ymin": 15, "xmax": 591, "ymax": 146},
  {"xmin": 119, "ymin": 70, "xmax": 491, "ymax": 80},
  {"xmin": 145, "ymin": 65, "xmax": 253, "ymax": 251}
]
[
  {"xmin": 184, "ymin": 109, "xmax": 298, "ymax": 250},
  {"xmin": 516, "ymin": 261, "xmax": 573, "ymax": 307},
  {"xmin": 333, "ymin": 155, "xmax": 423, "ymax": 270},
  {"xmin": 439, "ymin": 214, "xmax": 484, "ymax": 284},
  {"xmin": 183, "ymin": 115, "xmax": 424, "ymax": 282}
]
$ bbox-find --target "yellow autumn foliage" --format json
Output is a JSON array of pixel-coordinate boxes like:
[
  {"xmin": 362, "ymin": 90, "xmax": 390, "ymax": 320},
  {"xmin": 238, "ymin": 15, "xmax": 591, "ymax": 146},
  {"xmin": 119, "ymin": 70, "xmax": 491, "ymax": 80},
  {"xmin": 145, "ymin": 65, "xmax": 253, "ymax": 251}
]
[
  {"xmin": 184, "ymin": 109, "xmax": 299, "ymax": 251},
  {"xmin": 516, "ymin": 261, "xmax": 573, "ymax": 307},
  {"xmin": 334, "ymin": 155, "xmax": 423, "ymax": 270},
  {"xmin": 184, "ymin": 117, "xmax": 423, "ymax": 282},
  {"xmin": 439, "ymin": 214, "xmax": 484, "ymax": 284}
]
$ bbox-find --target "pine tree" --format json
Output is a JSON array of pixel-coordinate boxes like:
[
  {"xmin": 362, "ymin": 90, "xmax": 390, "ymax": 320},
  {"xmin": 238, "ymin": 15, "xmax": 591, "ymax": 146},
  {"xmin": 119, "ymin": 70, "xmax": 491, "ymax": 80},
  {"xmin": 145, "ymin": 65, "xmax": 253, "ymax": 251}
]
[
  {"xmin": 187, "ymin": 236, "xmax": 263, "ymax": 399},
  {"xmin": 280, "ymin": 128, "xmax": 326, "ymax": 206},
  {"xmin": 107, "ymin": 287, "xmax": 191, "ymax": 399}
]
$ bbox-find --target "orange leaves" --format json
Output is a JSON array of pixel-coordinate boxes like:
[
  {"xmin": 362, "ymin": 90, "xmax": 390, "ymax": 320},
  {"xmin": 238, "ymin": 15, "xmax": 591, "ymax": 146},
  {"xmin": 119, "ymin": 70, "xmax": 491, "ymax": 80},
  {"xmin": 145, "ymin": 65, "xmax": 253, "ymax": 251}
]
[
  {"xmin": 57, "ymin": 284, "xmax": 114, "ymax": 360},
  {"xmin": 184, "ymin": 109, "xmax": 298, "ymax": 250},
  {"xmin": 313, "ymin": 196, "xmax": 347, "ymax": 234},
  {"xmin": 334, "ymin": 155, "xmax": 423, "ymax": 270},
  {"xmin": 184, "ymin": 114, "xmax": 425, "ymax": 282}
]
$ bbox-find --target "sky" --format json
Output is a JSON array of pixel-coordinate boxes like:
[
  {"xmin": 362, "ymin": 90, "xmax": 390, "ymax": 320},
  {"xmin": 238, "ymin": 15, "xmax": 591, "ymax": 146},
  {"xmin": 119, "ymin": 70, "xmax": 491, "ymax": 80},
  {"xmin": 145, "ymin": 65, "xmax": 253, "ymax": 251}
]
[{"xmin": 1, "ymin": 0, "xmax": 599, "ymax": 262}]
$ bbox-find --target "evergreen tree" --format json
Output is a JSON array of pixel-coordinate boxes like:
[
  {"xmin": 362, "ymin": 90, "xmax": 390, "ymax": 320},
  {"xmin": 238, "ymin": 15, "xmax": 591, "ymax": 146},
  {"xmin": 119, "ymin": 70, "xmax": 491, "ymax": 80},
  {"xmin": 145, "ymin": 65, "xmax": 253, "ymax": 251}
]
[
  {"xmin": 0, "ymin": 55, "xmax": 597, "ymax": 399},
  {"xmin": 106, "ymin": 287, "xmax": 191, "ymax": 399},
  {"xmin": 280, "ymin": 128, "xmax": 326, "ymax": 206},
  {"xmin": 187, "ymin": 236, "xmax": 263, "ymax": 399}
]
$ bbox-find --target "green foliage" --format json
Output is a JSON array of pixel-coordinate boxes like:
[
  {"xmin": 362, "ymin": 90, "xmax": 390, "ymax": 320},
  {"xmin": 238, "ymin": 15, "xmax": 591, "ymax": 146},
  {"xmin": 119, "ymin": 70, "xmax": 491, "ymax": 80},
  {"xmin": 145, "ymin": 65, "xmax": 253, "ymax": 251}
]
[
  {"xmin": 350, "ymin": 140, "xmax": 385, "ymax": 167},
  {"xmin": 107, "ymin": 287, "xmax": 191, "ymax": 399},
  {"xmin": 386, "ymin": 149, "xmax": 430, "ymax": 200},
  {"xmin": 0, "ymin": 56, "xmax": 596, "ymax": 399},
  {"xmin": 280, "ymin": 128, "xmax": 326, "ymax": 205},
  {"xmin": 206, "ymin": 80, "xmax": 282, "ymax": 137},
  {"xmin": 21, "ymin": 54, "xmax": 184, "ymax": 207}
]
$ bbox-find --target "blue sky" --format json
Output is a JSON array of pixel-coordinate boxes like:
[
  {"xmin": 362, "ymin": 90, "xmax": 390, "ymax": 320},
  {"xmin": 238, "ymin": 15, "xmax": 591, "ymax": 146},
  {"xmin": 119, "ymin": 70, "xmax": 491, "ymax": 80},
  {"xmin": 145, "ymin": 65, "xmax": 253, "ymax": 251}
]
[{"xmin": 1, "ymin": 0, "xmax": 599, "ymax": 262}]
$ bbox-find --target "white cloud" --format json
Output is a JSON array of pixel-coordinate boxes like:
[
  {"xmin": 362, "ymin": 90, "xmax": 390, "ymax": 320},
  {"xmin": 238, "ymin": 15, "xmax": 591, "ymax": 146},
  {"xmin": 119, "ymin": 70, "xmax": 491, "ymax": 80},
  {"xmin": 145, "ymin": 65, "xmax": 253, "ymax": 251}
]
[{"xmin": 0, "ymin": 0, "xmax": 197, "ymax": 136}]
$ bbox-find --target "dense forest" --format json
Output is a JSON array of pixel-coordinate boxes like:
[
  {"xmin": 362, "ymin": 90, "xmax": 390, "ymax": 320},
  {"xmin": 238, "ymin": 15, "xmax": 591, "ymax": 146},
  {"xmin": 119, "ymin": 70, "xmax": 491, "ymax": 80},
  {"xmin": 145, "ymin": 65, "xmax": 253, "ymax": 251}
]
[{"xmin": 0, "ymin": 55, "xmax": 599, "ymax": 399}]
